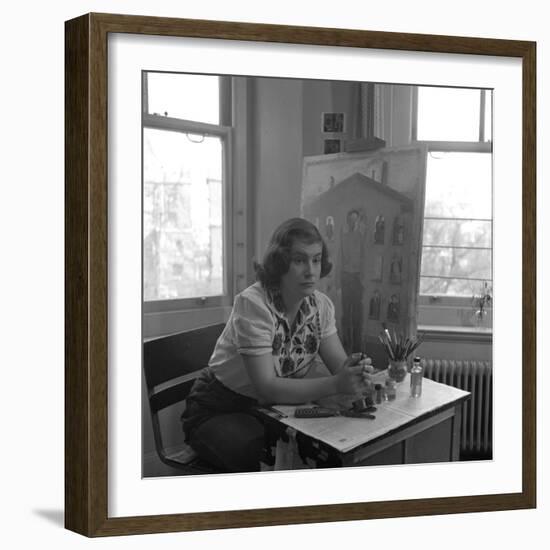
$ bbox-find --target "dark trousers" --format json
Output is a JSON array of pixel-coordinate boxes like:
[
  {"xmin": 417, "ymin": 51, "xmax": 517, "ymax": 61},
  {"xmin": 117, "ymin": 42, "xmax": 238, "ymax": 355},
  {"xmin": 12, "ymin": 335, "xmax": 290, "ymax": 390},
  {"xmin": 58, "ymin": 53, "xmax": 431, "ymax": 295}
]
[
  {"xmin": 341, "ymin": 271, "xmax": 363, "ymax": 353},
  {"xmin": 181, "ymin": 369, "xmax": 266, "ymax": 473}
]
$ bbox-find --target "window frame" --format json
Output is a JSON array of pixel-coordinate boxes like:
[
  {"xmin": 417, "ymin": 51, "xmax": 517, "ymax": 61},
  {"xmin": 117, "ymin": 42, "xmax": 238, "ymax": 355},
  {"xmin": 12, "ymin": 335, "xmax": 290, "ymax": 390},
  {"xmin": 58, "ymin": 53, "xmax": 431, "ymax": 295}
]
[
  {"xmin": 411, "ymin": 85, "xmax": 493, "ymax": 319},
  {"xmin": 142, "ymin": 72, "xmax": 234, "ymax": 314}
]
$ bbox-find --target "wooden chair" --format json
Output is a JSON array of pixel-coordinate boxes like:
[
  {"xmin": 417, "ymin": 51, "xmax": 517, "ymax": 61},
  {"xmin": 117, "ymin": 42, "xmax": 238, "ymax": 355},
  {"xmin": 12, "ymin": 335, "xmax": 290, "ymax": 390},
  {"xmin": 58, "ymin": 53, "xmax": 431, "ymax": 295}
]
[{"xmin": 143, "ymin": 323, "xmax": 226, "ymax": 475}]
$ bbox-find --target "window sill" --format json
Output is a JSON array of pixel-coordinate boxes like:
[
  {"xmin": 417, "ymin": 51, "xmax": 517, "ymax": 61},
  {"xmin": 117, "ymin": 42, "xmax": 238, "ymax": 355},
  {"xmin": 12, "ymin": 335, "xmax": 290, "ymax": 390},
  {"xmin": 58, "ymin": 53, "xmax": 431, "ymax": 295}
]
[
  {"xmin": 143, "ymin": 305, "xmax": 232, "ymax": 339},
  {"xmin": 418, "ymin": 324, "xmax": 492, "ymax": 344}
]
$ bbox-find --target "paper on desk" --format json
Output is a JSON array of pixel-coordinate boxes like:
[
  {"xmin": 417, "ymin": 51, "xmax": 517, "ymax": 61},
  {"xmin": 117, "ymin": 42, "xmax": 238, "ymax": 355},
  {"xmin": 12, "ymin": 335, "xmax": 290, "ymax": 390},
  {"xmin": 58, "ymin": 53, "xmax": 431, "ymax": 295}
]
[
  {"xmin": 270, "ymin": 378, "xmax": 470, "ymax": 454},
  {"xmin": 386, "ymin": 377, "xmax": 470, "ymax": 417},
  {"xmin": 269, "ymin": 404, "xmax": 414, "ymax": 453}
]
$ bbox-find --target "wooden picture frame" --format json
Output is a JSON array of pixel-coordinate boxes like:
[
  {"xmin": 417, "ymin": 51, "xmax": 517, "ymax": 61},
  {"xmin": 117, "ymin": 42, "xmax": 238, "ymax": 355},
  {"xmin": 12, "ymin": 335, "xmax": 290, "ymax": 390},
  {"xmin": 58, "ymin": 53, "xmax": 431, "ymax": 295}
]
[{"xmin": 65, "ymin": 12, "xmax": 536, "ymax": 537}]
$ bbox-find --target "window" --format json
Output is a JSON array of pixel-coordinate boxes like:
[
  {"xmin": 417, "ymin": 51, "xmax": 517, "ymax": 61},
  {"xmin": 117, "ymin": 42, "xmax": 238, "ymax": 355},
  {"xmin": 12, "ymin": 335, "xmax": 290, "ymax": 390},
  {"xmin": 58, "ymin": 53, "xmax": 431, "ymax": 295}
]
[
  {"xmin": 142, "ymin": 72, "xmax": 231, "ymax": 309},
  {"xmin": 415, "ymin": 87, "xmax": 491, "ymax": 143},
  {"xmin": 420, "ymin": 151, "xmax": 492, "ymax": 297},
  {"xmin": 414, "ymin": 86, "xmax": 493, "ymax": 329},
  {"xmin": 146, "ymin": 72, "xmax": 220, "ymax": 124}
]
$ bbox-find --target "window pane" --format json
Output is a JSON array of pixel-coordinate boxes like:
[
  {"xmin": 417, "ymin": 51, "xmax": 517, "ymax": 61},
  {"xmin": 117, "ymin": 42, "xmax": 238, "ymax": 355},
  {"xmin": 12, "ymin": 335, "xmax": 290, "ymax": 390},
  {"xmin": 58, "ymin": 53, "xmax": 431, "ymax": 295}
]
[
  {"xmin": 424, "ymin": 152, "xmax": 492, "ymax": 219},
  {"xmin": 423, "ymin": 219, "xmax": 492, "ymax": 248},
  {"xmin": 144, "ymin": 128, "xmax": 224, "ymax": 301},
  {"xmin": 147, "ymin": 73, "xmax": 219, "ymax": 124},
  {"xmin": 419, "ymin": 277, "xmax": 485, "ymax": 297},
  {"xmin": 421, "ymin": 246, "xmax": 492, "ymax": 280},
  {"xmin": 417, "ymin": 86, "xmax": 481, "ymax": 141}
]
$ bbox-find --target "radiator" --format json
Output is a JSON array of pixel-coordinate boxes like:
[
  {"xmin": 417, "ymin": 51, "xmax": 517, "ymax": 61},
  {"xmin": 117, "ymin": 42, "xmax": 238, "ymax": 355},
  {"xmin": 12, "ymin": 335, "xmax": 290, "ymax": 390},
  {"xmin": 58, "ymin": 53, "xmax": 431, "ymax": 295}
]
[{"xmin": 422, "ymin": 359, "xmax": 493, "ymax": 458}]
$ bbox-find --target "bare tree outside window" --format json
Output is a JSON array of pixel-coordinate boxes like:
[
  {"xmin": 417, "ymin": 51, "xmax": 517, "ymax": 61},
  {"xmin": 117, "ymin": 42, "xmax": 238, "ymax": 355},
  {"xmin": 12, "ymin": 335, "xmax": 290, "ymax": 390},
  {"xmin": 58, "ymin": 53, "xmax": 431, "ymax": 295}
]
[{"xmin": 143, "ymin": 73, "xmax": 226, "ymax": 303}]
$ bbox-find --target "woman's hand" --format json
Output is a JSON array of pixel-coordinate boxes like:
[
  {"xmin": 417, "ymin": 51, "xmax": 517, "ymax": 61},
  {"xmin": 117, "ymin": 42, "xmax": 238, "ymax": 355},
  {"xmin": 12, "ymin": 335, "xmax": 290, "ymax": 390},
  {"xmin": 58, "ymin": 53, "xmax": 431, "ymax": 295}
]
[
  {"xmin": 335, "ymin": 353, "xmax": 371, "ymax": 395},
  {"xmin": 359, "ymin": 356, "xmax": 375, "ymax": 387},
  {"xmin": 242, "ymin": 348, "xmax": 376, "ymax": 405}
]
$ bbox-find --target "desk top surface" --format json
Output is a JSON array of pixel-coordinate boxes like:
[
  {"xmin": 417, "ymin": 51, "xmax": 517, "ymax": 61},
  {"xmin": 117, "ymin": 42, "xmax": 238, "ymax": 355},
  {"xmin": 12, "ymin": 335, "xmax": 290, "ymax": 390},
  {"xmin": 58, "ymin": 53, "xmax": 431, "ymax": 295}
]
[{"xmin": 269, "ymin": 376, "xmax": 470, "ymax": 453}]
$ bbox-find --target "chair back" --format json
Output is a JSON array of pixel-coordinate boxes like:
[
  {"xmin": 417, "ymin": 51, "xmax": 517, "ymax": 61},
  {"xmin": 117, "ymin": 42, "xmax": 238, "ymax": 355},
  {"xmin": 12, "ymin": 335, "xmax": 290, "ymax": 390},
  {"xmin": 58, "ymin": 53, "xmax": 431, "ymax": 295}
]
[
  {"xmin": 142, "ymin": 323, "xmax": 226, "ymax": 472},
  {"xmin": 143, "ymin": 323, "xmax": 226, "ymax": 413}
]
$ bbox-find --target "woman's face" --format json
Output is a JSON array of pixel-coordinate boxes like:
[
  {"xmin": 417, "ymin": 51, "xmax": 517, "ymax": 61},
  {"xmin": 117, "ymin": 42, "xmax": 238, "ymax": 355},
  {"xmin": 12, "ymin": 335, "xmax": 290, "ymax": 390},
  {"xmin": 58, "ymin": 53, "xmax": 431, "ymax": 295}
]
[{"xmin": 280, "ymin": 240, "xmax": 323, "ymax": 301}]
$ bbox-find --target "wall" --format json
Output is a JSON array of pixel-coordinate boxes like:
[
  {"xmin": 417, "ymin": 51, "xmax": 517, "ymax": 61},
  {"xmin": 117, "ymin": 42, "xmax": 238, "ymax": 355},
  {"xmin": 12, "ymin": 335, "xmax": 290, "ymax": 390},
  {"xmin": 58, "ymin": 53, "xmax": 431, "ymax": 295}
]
[
  {"xmin": 252, "ymin": 76, "xmax": 361, "ymax": 254},
  {"xmin": 302, "ymin": 79, "xmax": 333, "ymax": 156},
  {"xmin": 5, "ymin": 1, "xmax": 546, "ymax": 549},
  {"xmin": 251, "ymin": 77, "xmax": 304, "ymax": 258},
  {"xmin": 385, "ymin": 84, "xmax": 414, "ymax": 147}
]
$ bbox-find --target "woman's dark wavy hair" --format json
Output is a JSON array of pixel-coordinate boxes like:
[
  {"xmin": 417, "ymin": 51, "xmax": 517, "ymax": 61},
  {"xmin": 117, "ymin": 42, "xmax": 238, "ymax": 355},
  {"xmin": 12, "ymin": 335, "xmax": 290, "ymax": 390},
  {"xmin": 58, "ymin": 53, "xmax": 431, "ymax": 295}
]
[{"xmin": 254, "ymin": 218, "xmax": 333, "ymax": 290}]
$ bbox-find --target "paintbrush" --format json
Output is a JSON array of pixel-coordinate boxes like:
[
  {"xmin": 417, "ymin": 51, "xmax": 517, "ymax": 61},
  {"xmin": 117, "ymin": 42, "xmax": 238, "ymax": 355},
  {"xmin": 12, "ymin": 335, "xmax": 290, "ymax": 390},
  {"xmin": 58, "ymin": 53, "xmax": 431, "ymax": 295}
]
[
  {"xmin": 378, "ymin": 334, "xmax": 395, "ymax": 360},
  {"xmin": 379, "ymin": 329, "xmax": 425, "ymax": 361}
]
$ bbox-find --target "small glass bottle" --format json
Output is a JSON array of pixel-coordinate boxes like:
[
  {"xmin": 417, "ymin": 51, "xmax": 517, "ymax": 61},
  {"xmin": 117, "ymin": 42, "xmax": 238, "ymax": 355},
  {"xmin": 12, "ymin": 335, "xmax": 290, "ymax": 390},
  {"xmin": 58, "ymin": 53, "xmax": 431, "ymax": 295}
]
[
  {"xmin": 364, "ymin": 388, "xmax": 375, "ymax": 408},
  {"xmin": 374, "ymin": 383, "xmax": 384, "ymax": 404},
  {"xmin": 384, "ymin": 378, "xmax": 397, "ymax": 401},
  {"xmin": 410, "ymin": 356, "xmax": 423, "ymax": 398}
]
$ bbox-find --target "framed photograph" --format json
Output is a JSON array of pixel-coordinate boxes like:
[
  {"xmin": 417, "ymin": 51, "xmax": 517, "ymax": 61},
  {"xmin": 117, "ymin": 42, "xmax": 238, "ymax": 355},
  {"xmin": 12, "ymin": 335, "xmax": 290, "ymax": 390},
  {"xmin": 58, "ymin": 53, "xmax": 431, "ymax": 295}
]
[
  {"xmin": 324, "ymin": 138, "xmax": 342, "ymax": 154},
  {"xmin": 322, "ymin": 112, "xmax": 346, "ymax": 133},
  {"xmin": 65, "ymin": 13, "xmax": 536, "ymax": 537}
]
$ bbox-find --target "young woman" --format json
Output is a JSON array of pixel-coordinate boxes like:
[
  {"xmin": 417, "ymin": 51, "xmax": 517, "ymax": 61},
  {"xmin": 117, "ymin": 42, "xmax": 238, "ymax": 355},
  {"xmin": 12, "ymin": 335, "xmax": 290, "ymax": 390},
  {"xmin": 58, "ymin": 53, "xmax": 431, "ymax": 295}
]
[{"xmin": 182, "ymin": 217, "xmax": 371, "ymax": 472}]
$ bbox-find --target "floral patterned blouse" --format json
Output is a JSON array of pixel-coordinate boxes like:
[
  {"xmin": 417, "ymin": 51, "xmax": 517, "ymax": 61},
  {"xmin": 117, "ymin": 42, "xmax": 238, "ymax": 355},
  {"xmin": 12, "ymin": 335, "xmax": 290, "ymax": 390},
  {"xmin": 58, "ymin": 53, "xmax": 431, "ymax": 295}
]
[{"xmin": 209, "ymin": 282, "xmax": 337, "ymax": 399}]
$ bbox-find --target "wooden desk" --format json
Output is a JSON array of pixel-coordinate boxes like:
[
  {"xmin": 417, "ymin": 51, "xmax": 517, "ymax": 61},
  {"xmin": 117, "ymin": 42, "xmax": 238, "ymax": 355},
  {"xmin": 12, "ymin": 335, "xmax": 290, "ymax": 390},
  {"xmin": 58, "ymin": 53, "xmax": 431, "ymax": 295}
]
[{"xmin": 261, "ymin": 376, "xmax": 470, "ymax": 469}]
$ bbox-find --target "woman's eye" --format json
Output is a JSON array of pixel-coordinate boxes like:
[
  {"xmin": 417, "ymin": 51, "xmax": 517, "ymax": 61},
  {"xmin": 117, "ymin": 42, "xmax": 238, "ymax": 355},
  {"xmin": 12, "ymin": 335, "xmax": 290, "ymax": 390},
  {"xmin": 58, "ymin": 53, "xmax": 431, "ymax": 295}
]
[{"xmin": 292, "ymin": 256, "xmax": 321, "ymax": 265}]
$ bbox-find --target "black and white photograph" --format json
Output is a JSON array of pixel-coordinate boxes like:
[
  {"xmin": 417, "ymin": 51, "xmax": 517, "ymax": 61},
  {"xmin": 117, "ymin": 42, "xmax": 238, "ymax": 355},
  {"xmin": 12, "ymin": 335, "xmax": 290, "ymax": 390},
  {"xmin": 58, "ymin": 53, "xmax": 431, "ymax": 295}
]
[
  {"xmin": 322, "ymin": 111, "xmax": 345, "ymax": 133},
  {"xmin": 323, "ymin": 138, "xmax": 341, "ymax": 154},
  {"xmin": 142, "ymin": 71, "xmax": 494, "ymax": 478}
]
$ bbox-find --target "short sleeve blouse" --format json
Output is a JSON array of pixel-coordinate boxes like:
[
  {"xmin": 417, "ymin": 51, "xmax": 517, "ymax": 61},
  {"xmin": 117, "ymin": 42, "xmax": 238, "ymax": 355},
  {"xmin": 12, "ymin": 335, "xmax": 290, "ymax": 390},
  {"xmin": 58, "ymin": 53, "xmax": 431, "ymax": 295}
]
[{"xmin": 208, "ymin": 282, "xmax": 337, "ymax": 398}]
